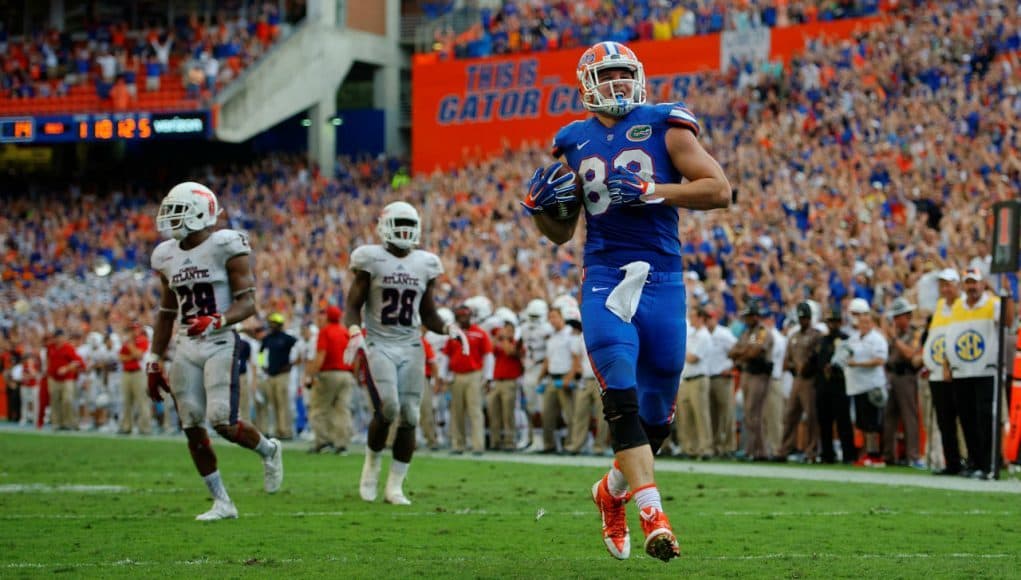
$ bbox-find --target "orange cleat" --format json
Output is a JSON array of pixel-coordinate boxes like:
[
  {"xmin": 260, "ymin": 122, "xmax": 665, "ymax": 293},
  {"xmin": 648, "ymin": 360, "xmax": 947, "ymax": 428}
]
[
  {"xmin": 639, "ymin": 506, "xmax": 680, "ymax": 562},
  {"xmin": 591, "ymin": 475, "xmax": 631, "ymax": 559}
]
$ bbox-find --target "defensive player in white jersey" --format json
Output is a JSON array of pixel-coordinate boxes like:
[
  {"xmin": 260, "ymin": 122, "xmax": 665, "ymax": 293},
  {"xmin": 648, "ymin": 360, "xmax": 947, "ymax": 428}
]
[
  {"xmin": 344, "ymin": 201, "xmax": 468, "ymax": 505},
  {"xmin": 519, "ymin": 298, "xmax": 555, "ymax": 450},
  {"xmin": 147, "ymin": 182, "xmax": 284, "ymax": 521}
]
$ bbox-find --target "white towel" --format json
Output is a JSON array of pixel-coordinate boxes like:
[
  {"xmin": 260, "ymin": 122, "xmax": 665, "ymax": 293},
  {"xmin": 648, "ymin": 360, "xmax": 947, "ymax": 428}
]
[{"xmin": 605, "ymin": 261, "xmax": 651, "ymax": 323}]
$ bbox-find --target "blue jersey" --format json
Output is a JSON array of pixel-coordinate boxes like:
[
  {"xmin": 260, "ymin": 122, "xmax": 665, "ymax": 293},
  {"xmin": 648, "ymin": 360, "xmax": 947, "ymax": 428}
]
[{"xmin": 552, "ymin": 103, "xmax": 700, "ymax": 273}]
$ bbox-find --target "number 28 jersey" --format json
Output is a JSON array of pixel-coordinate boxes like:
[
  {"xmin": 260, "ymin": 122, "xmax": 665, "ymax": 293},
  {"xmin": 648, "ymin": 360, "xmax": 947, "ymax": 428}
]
[
  {"xmin": 350, "ymin": 244, "xmax": 444, "ymax": 346},
  {"xmin": 552, "ymin": 102, "xmax": 701, "ymax": 273},
  {"xmin": 151, "ymin": 229, "xmax": 251, "ymax": 336}
]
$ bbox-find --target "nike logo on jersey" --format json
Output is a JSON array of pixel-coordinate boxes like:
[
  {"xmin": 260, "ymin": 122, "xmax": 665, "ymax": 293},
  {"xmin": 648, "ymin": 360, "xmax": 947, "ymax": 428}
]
[
  {"xmin": 592, "ymin": 287, "xmax": 609, "ymax": 292},
  {"xmin": 577, "ymin": 140, "xmax": 590, "ymax": 150}
]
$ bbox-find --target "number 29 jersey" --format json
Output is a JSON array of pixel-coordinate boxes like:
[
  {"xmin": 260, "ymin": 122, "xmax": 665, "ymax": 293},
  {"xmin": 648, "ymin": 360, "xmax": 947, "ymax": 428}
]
[
  {"xmin": 552, "ymin": 102, "xmax": 701, "ymax": 273},
  {"xmin": 151, "ymin": 229, "xmax": 251, "ymax": 336},
  {"xmin": 350, "ymin": 244, "xmax": 444, "ymax": 347}
]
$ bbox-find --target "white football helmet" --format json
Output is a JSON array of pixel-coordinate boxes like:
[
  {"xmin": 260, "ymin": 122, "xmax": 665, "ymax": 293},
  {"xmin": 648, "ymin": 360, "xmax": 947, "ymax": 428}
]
[
  {"xmin": 577, "ymin": 41, "xmax": 646, "ymax": 117},
  {"xmin": 157, "ymin": 182, "xmax": 222, "ymax": 240},
  {"xmin": 524, "ymin": 299, "xmax": 549, "ymax": 322},
  {"xmin": 552, "ymin": 294, "xmax": 579, "ymax": 314},
  {"xmin": 493, "ymin": 306, "xmax": 519, "ymax": 328},
  {"xmin": 437, "ymin": 307, "xmax": 454, "ymax": 327},
  {"xmin": 86, "ymin": 331, "xmax": 104, "ymax": 351},
  {"xmin": 562, "ymin": 306, "xmax": 582, "ymax": 324},
  {"xmin": 377, "ymin": 201, "xmax": 421, "ymax": 250},
  {"xmin": 464, "ymin": 295, "xmax": 493, "ymax": 324}
]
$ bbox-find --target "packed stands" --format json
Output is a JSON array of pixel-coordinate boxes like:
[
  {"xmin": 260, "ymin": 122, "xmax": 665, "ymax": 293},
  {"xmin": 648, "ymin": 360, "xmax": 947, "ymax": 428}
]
[
  {"xmin": 3, "ymin": 1, "xmax": 1020, "ymax": 335},
  {"xmin": 0, "ymin": 2, "xmax": 292, "ymax": 115},
  {"xmin": 427, "ymin": 0, "xmax": 886, "ymax": 59}
]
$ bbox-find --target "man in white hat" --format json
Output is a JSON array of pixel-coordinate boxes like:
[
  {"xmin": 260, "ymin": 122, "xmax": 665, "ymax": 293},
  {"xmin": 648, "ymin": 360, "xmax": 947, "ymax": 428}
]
[
  {"xmin": 945, "ymin": 268, "xmax": 1014, "ymax": 479},
  {"xmin": 880, "ymin": 297, "xmax": 924, "ymax": 468},
  {"xmin": 922, "ymin": 268, "xmax": 963, "ymax": 474},
  {"xmin": 842, "ymin": 298, "xmax": 889, "ymax": 467}
]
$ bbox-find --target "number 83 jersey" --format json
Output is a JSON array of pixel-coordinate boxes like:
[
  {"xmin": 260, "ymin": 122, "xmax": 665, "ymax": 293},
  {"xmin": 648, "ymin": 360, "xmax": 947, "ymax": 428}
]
[
  {"xmin": 553, "ymin": 102, "xmax": 700, "ymax": 272},
  {"xmin": 350, "ymin": 244, "xmax": 444, "ymax": 346},
  {"xmin": 151, "ymin": 229, "xmax": 251, "ymax": 337}
]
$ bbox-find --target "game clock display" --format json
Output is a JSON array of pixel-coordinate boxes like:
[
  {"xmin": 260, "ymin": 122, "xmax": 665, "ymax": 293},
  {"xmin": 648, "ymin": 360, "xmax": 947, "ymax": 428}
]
[{"xmin": 0, "ymin": 111, "xmax": 211, "ymax": 144}]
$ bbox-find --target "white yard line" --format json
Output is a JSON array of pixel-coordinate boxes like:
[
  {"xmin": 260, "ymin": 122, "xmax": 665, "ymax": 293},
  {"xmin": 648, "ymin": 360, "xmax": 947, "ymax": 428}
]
[
  {"xmin": 429, "ymin": 451, "xmax": 1021, "ymax": 494},
  {"xmin": 4, "ymin": 427, "xmax": 1020, "ymax": 494}
]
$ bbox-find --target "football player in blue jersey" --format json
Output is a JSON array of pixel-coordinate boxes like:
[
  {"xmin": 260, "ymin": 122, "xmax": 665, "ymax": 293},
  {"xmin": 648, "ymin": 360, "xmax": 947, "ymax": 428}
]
[{"xmin": 522, "ymin": 41, "xmax": 731, "ymax": 561}]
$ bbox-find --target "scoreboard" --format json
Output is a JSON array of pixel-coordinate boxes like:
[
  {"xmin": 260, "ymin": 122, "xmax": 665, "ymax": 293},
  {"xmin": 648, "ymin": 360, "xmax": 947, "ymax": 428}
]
[{"xmin": 0, "ymin": 111, "xmax": 211, "ymax": 144}]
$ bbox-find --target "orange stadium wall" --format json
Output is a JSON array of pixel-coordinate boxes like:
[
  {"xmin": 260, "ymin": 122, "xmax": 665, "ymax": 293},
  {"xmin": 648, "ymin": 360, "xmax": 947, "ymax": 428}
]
[{"xmin": 411, "ymin": 16, "xmax": 881, "ymax": 175}]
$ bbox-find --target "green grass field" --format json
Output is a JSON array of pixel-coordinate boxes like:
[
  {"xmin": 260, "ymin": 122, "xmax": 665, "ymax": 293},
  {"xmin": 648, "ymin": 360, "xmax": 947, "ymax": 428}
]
[{"xmin": 1, "ymin": 431, "xmax": 1020, "ymax": 579}]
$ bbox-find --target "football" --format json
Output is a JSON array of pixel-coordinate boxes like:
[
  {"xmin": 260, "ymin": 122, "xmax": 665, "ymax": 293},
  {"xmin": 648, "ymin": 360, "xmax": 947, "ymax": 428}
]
[{"xmin": 551, "ymin": 163, "xmax": 583, "ymax": 220}]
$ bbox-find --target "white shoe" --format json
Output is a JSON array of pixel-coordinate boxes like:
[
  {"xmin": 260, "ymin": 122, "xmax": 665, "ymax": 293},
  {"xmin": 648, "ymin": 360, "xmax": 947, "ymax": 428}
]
[
  {"xmin": 384, "ymin": 489, "xmax": 412, "ymax": 506},
  {"xmin": 524, "ymin": 440, "xmax": 545, "ymax": 454},
  {"xmin": 263, "ymin": 438, "xmax": 283, "ymax": 493},
  {"xmin": 195, "ymin": 499, "xmax": 238, "ymax": 521},
  {"xmin": 359, "ymin": 454, "xmax": 382, "ymax": 502}
]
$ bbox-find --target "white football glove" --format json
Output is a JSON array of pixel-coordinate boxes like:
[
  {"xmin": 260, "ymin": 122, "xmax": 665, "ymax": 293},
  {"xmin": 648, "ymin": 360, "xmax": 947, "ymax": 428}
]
[
  {"xmin": 446, "ymin": 322, "xmax": 470, "ymax": 355},
  {"xmin": 343, "ymin": 325, "xmax": 365, "ymax": 366}
]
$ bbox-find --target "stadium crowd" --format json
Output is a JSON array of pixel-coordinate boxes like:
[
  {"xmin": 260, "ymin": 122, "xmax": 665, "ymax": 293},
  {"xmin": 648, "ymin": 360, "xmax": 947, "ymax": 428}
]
[
  {"xmin": 428, "ymin": 0, "xmax": 886, "ymax": 59},
  {"xmin": 0, "ymin": 2, "xmax": 290, "ymax": 103},
  {"xmin": 2, "ymin": 0, "xmax": 1020, "ymax": 474}
]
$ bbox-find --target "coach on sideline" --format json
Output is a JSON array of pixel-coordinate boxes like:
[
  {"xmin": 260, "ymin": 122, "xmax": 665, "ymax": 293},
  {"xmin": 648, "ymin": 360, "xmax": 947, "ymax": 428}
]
[{"xmin": 305, "ymin": 305, "xmax": 356, "ymax": 454}]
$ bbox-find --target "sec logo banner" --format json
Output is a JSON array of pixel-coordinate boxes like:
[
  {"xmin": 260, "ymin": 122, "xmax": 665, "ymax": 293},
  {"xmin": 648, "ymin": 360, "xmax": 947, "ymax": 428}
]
[
  {"xmin": 930, "ymin": 336, "xmax": 946, "ymax": 365},
  {"xmin": 955, "ymin": 330, "xmax": 986, "ymax": 362}
]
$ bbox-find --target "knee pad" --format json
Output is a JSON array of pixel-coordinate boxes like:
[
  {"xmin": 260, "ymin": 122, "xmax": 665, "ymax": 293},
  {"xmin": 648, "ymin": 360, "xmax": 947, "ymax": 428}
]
[
  {"xmin": 602, "ymin": 388, "xmax": 648, "ymax": 452},
  {"xmin": 641, "ymin": 418, "xmax": 673, "ymax": 456}
]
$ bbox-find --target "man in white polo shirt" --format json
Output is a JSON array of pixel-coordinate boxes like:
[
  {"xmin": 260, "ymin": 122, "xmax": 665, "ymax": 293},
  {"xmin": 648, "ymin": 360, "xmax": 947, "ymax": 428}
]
[
  {"xmin": 704, "ymin": 307, "xmax": 737, "ymax": 456},
  {"xmin": 842, "ymin": 298, "xmax": 889, "ymax": 467},
  {"xmin": 675, "ymin": 308, "xmax": 713, "ymax": 459},
  {"xmin": 539, "ymin": 307, "xmax": 576, "ymax": 453}
]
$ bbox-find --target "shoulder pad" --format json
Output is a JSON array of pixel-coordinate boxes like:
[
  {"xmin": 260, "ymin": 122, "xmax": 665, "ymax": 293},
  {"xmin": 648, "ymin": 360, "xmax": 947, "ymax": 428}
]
[
  {"xmin": 663, "ymin": 101, "xmax": 700, "ymax": 137},
  {"xmin": 151, "ymin": 239, "xmax": 175, "ymax": 269},
  {"xmin": 552, "ymin": 120, "xmax": 586, "ymax": 158}
]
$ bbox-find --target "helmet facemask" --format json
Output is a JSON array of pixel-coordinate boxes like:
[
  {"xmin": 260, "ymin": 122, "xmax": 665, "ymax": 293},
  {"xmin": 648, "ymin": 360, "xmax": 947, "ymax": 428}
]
[
  {"xmin": 579, "ymin": 61, "xmax": 646, "ymax": 117},
  {"xmin": 377, "ymin": 201, "xmax": 422, "ymax": 250},
  {"xmin": 157, "ymin": 183, "xmax": 221, "ymax": 241}
]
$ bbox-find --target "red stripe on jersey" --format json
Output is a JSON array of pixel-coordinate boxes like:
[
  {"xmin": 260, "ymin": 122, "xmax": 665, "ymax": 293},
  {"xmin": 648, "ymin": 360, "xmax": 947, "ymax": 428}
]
[
  {"xmin": 589, "ymin": 352, "xmax": 609, "ymax": 393},
  {"xmin": 667, "ymin": 117, "xmax": 700, "ymax": 137}
]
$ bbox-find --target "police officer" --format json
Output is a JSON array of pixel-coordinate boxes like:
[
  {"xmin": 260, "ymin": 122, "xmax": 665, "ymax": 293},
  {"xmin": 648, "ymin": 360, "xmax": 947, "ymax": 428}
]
[
  {"xmin": 881, "ymin": 297, "xmax": 924, "ymax": 468},
  {"xmin": 729, "ymin": 299, "xmax": 774, "ymax": 461},
  {"xmin": 816, "ymin": 306, "xmax": 856, "ymax": 464},
  {"xmin": 778, "ymin": 302, "xmax": 823, "ymax": 462}
]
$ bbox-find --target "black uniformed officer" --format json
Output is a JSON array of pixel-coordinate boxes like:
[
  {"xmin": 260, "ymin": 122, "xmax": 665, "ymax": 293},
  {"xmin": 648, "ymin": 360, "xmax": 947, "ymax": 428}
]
[{"xmin": 816, "ymin": 306, "xmax": 856, "ymax": 464}]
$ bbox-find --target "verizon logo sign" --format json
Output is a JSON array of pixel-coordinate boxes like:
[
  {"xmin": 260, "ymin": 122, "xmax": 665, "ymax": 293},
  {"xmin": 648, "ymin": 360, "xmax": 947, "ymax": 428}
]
[{"xmin": 152, "ymin": 116, "xmax": 205, "ymax": 134}]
